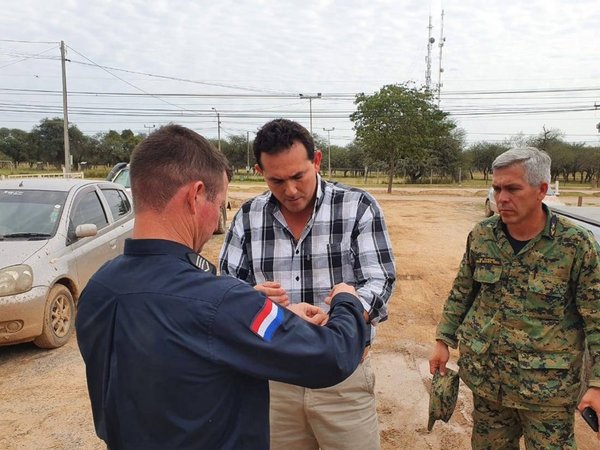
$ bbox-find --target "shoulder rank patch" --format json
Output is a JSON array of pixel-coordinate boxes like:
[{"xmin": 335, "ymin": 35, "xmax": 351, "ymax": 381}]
[
  {"xmin": 549, "ymin": 214, "xmax": 558, "ymax": 237},
  {"xmin": 475, "ymin": 257, "xmax": 502, "ymax": 265},
  {"xmin": 186, "ymin": 252, "xmax": 216, "ymax": 274},
  {"xmin": 250, "ymin": 299, "xmax": 284, "ymax": 342}
]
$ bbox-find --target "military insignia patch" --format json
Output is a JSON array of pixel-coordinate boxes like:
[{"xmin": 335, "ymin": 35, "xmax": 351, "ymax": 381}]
[
  {"xmin": 186, "ymin": 252, "xmax": 216, "ymax": 274},
  {"xmin": 475, "ymin": 257, "xmax": 501, "ymax": 265}
]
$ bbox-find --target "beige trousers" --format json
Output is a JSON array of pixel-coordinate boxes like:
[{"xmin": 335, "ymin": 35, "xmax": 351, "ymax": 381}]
[{"xmin": 269, "ymin": 355, "xmax": 380, "ymax": 450}]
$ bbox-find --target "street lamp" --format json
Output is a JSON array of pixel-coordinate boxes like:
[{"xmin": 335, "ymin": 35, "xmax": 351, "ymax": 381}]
[
  {"xmin": 299, "ymin": 93, "xmax": 322, "ymax": 136},
  {"xmin": 143, "ymin": 124, "xmax": 156, "ymax": 135},
  {"xmin": 211, "ymin": 107, "xmax": 221, "ymax": 152},
  {"xmin": 323, "ymin": 127, "xmax": 335, "ymax": 179}
]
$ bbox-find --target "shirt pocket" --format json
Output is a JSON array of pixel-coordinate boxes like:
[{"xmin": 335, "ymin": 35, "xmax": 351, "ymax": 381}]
[
  {"xmin": 472, "ymin": 263, "xmax": 502, "ymax": 304},
  {"xmin": 457, "ymin": 342, "xmax": 489, "ymax": 387},
  {"xmin": 518, "ymin": 352, "xmax": 580, "ymax": 406},
  {"xmin": 473, "ymin": 264, "xmax": 502, "ymax": 284},
  {"xmin": 526, "ymin": 275, "xmax": 569, "ymax": 320}
]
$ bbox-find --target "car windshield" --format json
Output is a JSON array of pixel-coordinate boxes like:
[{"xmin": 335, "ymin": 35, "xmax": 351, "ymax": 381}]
[
  {"xmin": 0, "ymin": 189, "xmax": 68, "ymax": 240},
  {"xmin": 112, "ymin": 169, "xmax": 130, "ymax": 189}
]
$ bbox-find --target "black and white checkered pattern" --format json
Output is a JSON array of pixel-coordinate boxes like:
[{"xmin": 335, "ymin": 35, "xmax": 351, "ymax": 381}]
[{"xmin": 219, "ymin": 175, "xmax": 396, "ymax": 325}]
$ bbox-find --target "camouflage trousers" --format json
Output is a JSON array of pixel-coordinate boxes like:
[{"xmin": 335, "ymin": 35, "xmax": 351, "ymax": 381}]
[{"xmin": 471, "ymin": 393, "xmax": 576, "ymax": 450}]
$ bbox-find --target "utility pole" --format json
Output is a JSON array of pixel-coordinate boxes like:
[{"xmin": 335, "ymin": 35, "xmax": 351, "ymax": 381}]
[
  {"xmin": 60, "ymin": 41, "xmax": 71, "ymax": 174},
  {"xmin": 323, "ymin": 127, "xmax": 335, "ymax": 179},
  {"xmin": 144, "ymin": 124, "xmax": 156, "ymax": 135},
  {"xmin": 211, "ymin": 107, "xmax": 221, "ymax": 152},
  {"xmin": 246, "ymin": 131, "xmax": 251, "ymax": 173},
  {"xmin": 299, "ymin": 93, "xmax": 322, "ymax": 135}
]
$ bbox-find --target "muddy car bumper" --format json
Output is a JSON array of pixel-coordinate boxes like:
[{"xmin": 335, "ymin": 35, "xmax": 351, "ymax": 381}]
[{"xmin": 0, "ymin": 286, "xmax": 48, "ymax": 345}]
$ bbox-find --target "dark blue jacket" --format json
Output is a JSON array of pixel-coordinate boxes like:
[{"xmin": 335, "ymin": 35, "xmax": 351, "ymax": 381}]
[{"xmin": 76, "ymin": 239, "xmax": 367, "ymax": 450}]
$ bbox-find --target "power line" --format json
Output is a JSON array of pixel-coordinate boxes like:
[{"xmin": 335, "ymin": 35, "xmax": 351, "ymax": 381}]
[
  {"xmin": 0, "ymin": 39, "xmax": 58, "ymax": 45},
  {"xmin": 66, "ymin": 45, "xmax": 187, "ymax": 113},
  {"xmin": 0, "ymin": 45, "xmax": 58, "ymax": 70},
  {"xmin": 66, "ymin": 58, "xmax": 292, "ymax": 95}
]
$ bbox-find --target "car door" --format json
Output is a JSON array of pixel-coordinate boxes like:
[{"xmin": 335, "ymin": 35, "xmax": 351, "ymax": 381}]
[
  {"xmin": 98, "ymin": 186, "xmax": 134, "ymax": 257},
  {"xmin": 67, "ymin": 186, "xmax": 114, "ymax": 288}
]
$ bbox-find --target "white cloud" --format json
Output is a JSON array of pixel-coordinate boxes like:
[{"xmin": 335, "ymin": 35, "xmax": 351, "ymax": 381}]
[{"xmin": 1, "ymin": 0, "xmax": 599, "ymax": 145}]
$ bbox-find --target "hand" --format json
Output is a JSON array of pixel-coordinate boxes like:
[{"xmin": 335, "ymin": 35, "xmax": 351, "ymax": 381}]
[
  {"xmin": 254, "ymin": 281, "xmax": 289, "ymax": 307},
  {"xmin": 325, "ymin": 283, "xmax": 357, "ymax": 305},
  {"xmin": 287, "ymin": 303, "xmax": 328, "ymax": 325},
  {"xmin": 577, "ymin": 387, "xmax": 600, "ymax": 440},
  {"xmin": 429, "ymin": 340, "xmax": 450, "ymax": 376}
]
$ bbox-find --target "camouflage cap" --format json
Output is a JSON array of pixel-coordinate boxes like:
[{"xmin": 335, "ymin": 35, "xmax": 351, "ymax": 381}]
[{"xmin": 428, "ymin": 367, "xmax": 459, "ymax": 431}]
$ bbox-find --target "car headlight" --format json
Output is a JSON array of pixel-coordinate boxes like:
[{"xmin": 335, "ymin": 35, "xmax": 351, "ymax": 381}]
[{"xmin": 0, "ymin": 265, "xmax": 33, "ymax": 297}]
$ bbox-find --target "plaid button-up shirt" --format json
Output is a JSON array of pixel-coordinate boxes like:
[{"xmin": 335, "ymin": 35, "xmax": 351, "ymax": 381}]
[{"xmin": 219, "ymin": 175, "xmax": 396, "ymax": 325}]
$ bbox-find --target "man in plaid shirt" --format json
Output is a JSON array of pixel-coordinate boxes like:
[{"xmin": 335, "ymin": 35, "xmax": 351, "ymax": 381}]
[{"xmin": 219, "ymin": 119, "xmax": 396, "ymax": 450}]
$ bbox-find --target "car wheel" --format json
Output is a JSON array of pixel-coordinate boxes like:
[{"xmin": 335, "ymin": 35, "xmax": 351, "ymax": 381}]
[
  {"xmin": 214, "ymin": 204, "xmax": 227, "ymax": 235},
  {"xmin": 484, "ymin": 199, "xmax": 494, "ymax": 217},
  {"xmin": 33, "ymin": 284, "xmax": 75, "ymax": 349}
]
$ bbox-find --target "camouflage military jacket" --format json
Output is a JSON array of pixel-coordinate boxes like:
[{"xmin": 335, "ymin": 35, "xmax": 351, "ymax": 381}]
[{"xmin": 436, "ymin": 206, "xmax": 600, "ymax": 410}]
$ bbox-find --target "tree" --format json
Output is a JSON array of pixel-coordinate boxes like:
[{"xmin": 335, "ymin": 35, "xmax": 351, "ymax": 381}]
[
  {"xmin": 94, "ymin": 129, "xmax": 144, "ymax": 165},
  {"xmin": 429, "ymin": 126, "xmax": 465, "ymax": 182},
  {"xmin": 69, "ymin": 126, "xmax": 97, "ymax": 167},
  {"xmin": 221, "ymin": 134, "xmax": 248, "ymax": 171},
  {"xmin": 0, "ymin": 128, "xmax": 32, "ymax": 165},
  {"xmin": 528, "ymin": 126, "xmax": 563, "ymax": 152},
  {"xmin": 465, "ymin": 142, "xmax": 508, "ymax": 181},
  {"xmin": 30, "ymin": 118, "xmax": 66, "ymax": 167},
  {"xmin": 351, "ymin": 83, "xmax": 455, "ymax": 192},
  {"xmin": 25, "ymin": 118, "xmax": 94, "ymax": 169}
]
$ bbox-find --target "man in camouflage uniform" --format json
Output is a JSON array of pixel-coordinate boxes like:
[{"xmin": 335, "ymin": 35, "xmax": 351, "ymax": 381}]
[{"xmin": 429, "ymin": 147, "xmax": 600, "ymax": 449}]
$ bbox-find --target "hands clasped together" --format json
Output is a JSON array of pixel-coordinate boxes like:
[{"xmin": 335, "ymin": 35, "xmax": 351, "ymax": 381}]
[{"xmin": 254, "ymin": 281, "xmax": 358, "ymax": 326}]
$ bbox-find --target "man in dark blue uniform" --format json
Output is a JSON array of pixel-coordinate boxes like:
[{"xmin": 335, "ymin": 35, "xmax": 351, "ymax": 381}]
[{"xmin": 76, "ymin": 125, "xmax": 368, "ymax": 450}]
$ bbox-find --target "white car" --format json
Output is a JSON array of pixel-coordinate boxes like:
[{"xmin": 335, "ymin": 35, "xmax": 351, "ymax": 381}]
[
  {"xmin": 0, "ymin": 178, "xmax": 134, "ymax": 348},
  {"xmin": 485, "ymin": 185, "xmax": 563, "ymax": 217}
]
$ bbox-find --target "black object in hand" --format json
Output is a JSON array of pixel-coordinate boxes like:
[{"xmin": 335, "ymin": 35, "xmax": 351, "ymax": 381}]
[{"xmin": 581, "ymin": 407, "xmax": 599, "ymax": 432}]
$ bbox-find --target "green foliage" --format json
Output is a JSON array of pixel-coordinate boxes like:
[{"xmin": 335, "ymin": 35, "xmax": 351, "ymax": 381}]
[
  {"xmin": 221, "ymin": 134, "xmax": 252, "ymax": 170},
  {"xmin": 0, "ymin": 127, "xmax": 32, "ymax": 164},
  {"xmin": 464, "ymin": 142, "xmax": 509, "ymax": 181},
  {"xmin": 83, "ymin": 167, "xmax": 112, "ymax": 179},
  {"xmin": 93, "ymin": 129, "xmax": 144, "ymax": 165},
  {"xmin": 351, "ymin": 83, "xmax": 456, "ymax": 191},
  {"xmin": 2, "ymin": 118, "xmax": 599, "ymax": 188}
]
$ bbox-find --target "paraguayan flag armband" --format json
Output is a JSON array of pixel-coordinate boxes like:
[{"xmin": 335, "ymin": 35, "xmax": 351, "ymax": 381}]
[{"xmin": 250, "ymin": 299, "xmax": 284, "ymax": 342}]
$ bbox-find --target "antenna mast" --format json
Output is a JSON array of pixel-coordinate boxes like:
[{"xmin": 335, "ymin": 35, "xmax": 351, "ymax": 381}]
[
  {"xmin": 425, "ymin": 14, "xmax": 435, "ymax": 91},
  {"xmin": 436, "ymin": 9, "xmax": 446, "ymax": 105}
]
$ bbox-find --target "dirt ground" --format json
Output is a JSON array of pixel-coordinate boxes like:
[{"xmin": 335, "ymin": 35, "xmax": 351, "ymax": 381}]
[{"xmin": 1, "ymin": 186, "xmax": 598, "ymax": 450}]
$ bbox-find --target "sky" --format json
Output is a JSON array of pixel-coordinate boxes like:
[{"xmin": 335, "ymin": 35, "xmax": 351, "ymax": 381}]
[{"xmin": 1, "ymin": 0, "xmax": 599, "ymax": 149}]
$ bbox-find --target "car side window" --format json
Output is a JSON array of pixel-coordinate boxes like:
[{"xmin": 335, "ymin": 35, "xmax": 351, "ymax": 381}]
[
  {"xmin": 71, "ymin": 190, "xmax": 109, "ymax": 230},
  {"xmin": 112, "ymin": 169, "xmax": 130, "ymax": 189},
  {"xmin": 101, "ymin": 188, "xmax": 131, "ymax": 220}
]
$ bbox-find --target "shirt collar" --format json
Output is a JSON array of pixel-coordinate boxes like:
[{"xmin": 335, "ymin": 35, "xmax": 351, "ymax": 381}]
[
  {"xmin": 124, "ymin": 238, "xmax": 193, "ymax": 259},
  {"xmin": 493, "ymin": 203, "xmax": 557, "ymax": 239},
  {"xmin": 541, "ymin": 203, "xmax": 558, "ymax": 238},
  {"xmin": 266, "ymin": 173, "xmax": 327, "ymax": 214}
]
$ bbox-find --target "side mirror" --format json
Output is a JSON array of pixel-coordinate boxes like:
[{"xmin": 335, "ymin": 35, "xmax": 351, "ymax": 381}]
[{"xmin": 75, "ymin": 224, "xmax": 98, "ymax": 238}]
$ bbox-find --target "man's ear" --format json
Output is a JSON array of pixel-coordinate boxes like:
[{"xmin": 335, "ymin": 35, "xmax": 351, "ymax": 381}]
[
  {"xmin": 313, "ymin": 149, "xmax": 322, "ymax": 171},
  {"xmin": 254, "ymin": 163, "xmax": 263, "ymax": 175},
  {"xmin": 539, "ymin": 182, "xmax": 549, "ymax": 199},
  {"xmin": 186, "ymin": 181, "xmax": 205, "ymax": 213}
]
